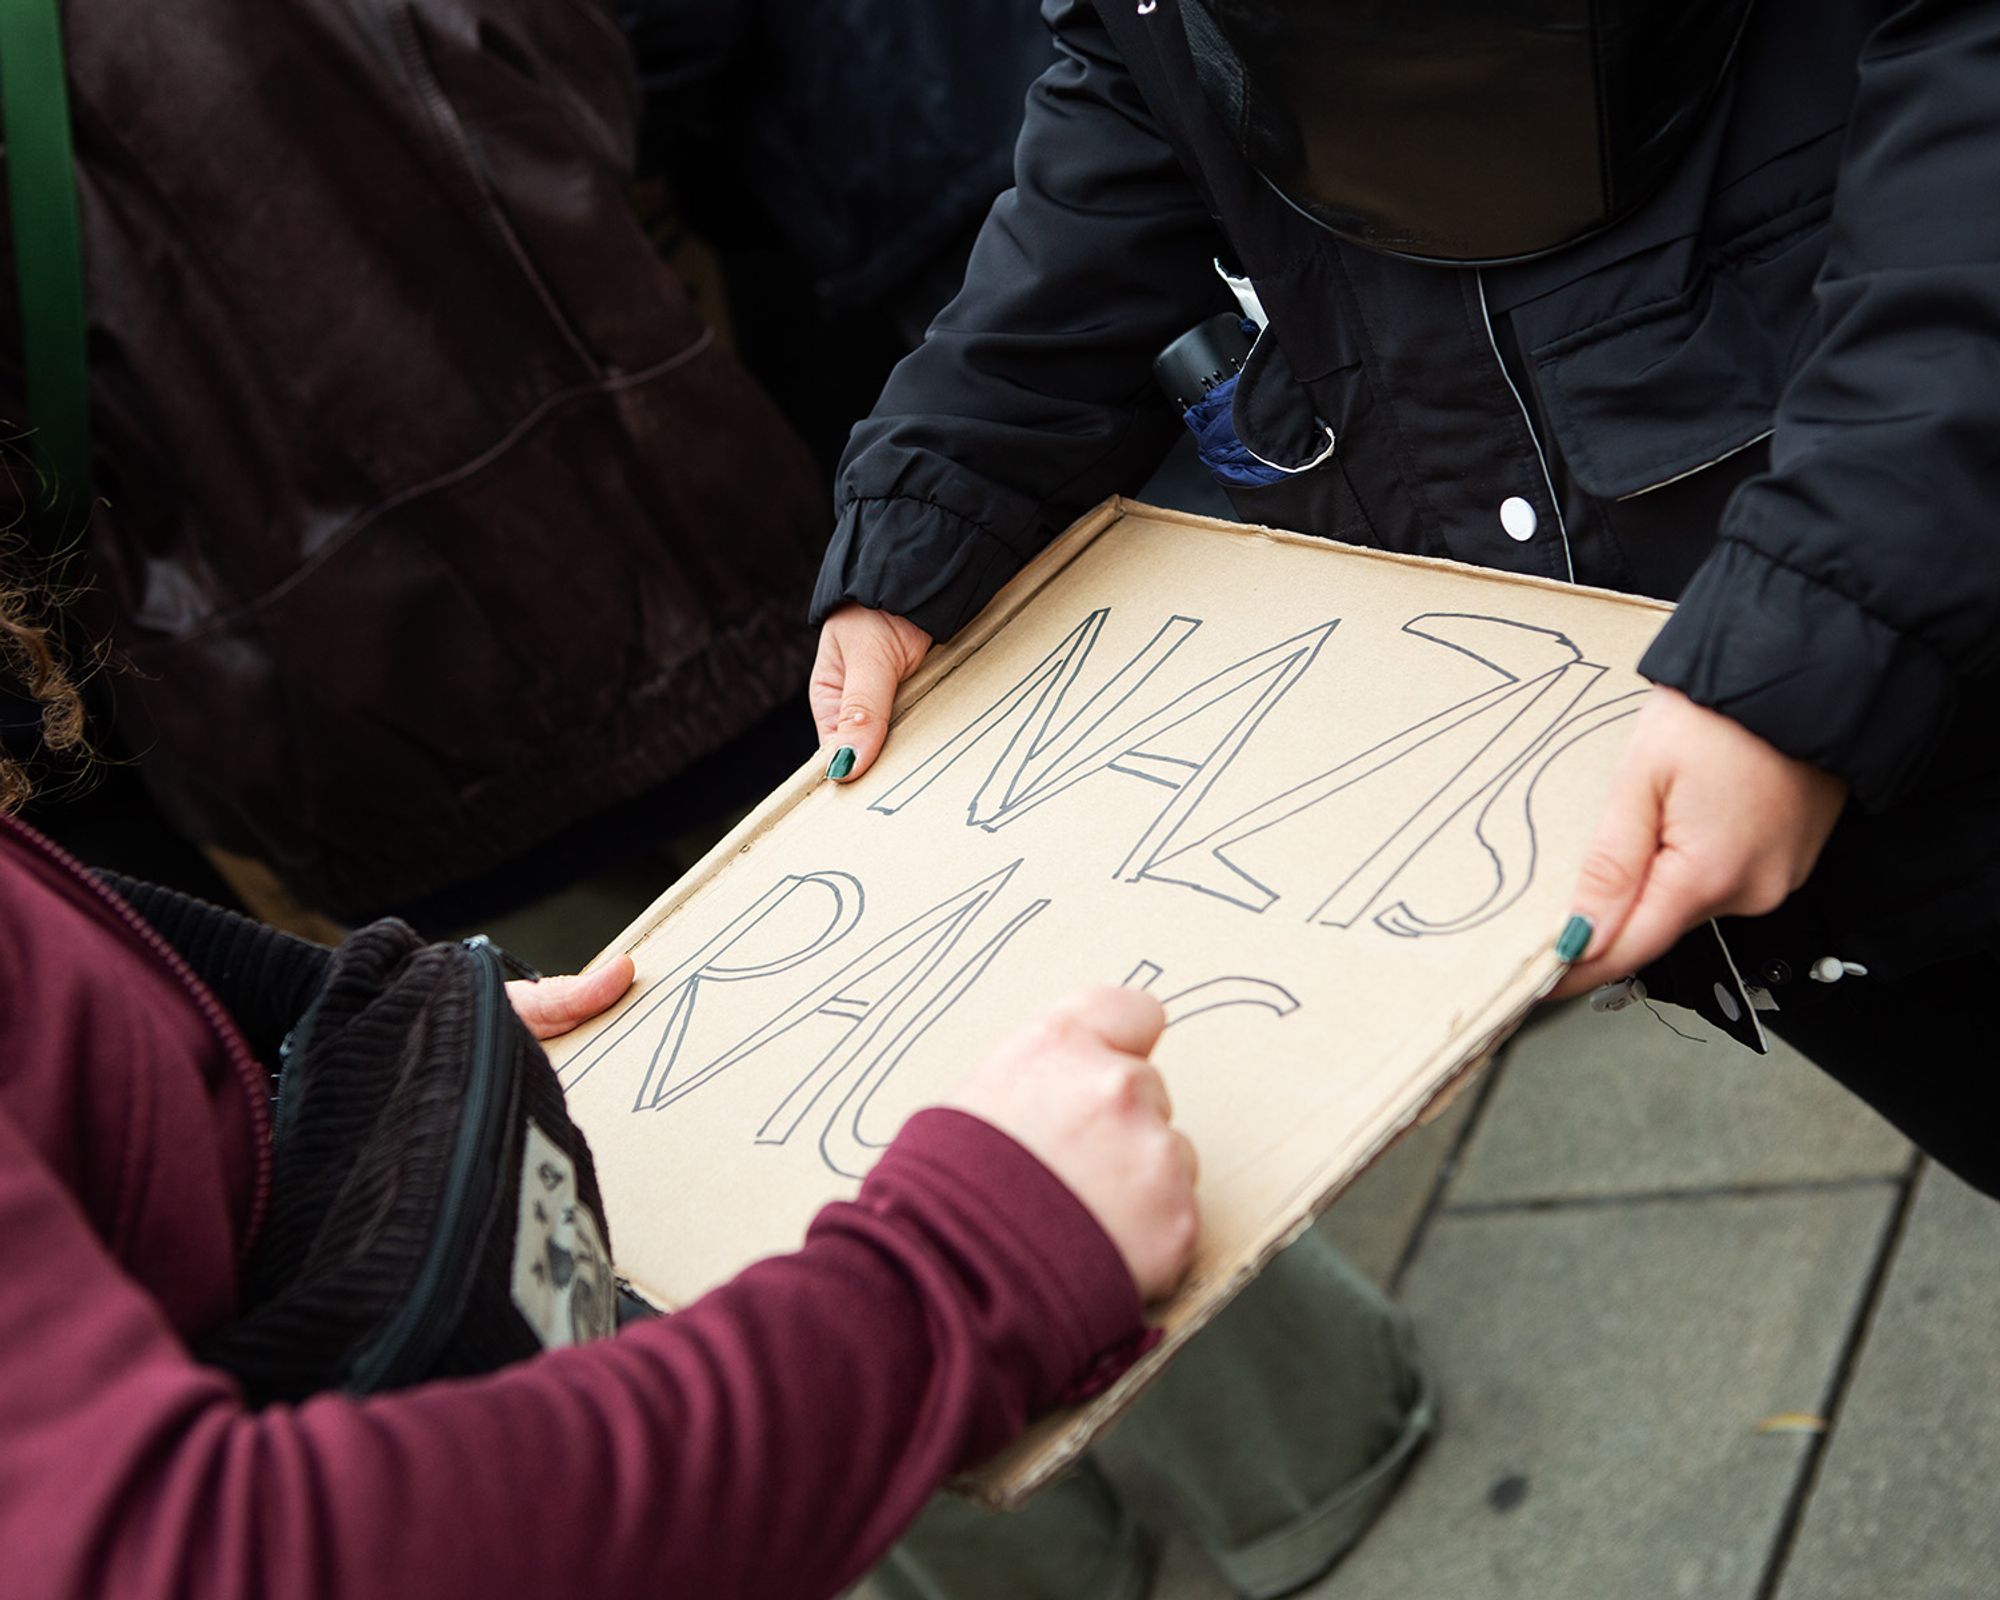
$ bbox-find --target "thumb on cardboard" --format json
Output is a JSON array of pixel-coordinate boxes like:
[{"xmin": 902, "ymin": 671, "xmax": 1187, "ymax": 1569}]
[{"xmin": 812, "ymin": 606, "xmax": 931, "ymax": 782}]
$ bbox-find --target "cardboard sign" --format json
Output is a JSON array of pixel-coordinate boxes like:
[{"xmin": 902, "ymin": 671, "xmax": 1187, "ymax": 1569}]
[{"xmin": 549, "ymin": 500, "xmax": 1670, "ymax": 1505}]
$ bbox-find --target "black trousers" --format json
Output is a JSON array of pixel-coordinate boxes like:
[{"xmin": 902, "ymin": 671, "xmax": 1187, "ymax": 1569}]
[{"xmin": 1763, "ymin": 954, "xmax": 2000, "ymax": 1200}]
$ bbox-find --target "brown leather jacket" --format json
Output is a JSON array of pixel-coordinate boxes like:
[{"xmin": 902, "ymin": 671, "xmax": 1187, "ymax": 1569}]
[{"xmin": 3, "ymin": 0, "xmax": 823, "ymax": 913}]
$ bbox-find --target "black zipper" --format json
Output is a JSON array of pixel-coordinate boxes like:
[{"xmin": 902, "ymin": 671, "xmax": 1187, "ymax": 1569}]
[
  {"xmin": 272, "ymin": 990, "xmax": 330, "ymax": 1156},
  {"xmin": 346, "ymin": 936, "xmax": 518, "ymax": 1393}
]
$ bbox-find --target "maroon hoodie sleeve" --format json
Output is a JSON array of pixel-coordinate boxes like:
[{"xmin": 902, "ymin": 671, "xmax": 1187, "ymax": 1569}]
[{"xmin": 0, "ymin": 1105, "xmax": 1146, "ymax": 1600}]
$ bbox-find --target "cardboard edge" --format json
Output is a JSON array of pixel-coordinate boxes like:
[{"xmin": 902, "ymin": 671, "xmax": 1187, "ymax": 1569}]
[
  {"xmin": 547, "ymin": 499, "xmax": 1131, "ymax": 1046},
  {"xmin": 550, "ymin": 493, "xmax": 1663, "ymax": 1043},
  {"xmin": 549, "ymin": 502, "xmax": 1134, "ymax": 1296},
  {"xmin": 543, "ymin": 493, "xmax": 1642, "ymax": 1468},
  {"xmin": 1118, "ymin": 499, "xmax": 1676, "ymax": 618},
  {"xmin": 887, "ymin": 497, "xmax": 1130, "ymax": 716},
  {"xmin": 958, "ymin": 947, "xmax": 1567, "ymax": 1509}
]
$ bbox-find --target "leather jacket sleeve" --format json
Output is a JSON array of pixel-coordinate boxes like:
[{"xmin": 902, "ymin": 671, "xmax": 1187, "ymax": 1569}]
[
  {"xmin": 810, "ymin": 0, "xmax": 1228, "ymax": 643},
  {"xmin": 1639, "ymin": 0, "xmax": 2000, "ymax": 809}
]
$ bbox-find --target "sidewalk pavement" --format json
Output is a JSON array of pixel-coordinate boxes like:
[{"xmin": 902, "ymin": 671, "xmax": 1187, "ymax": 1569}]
[{"xmin": 1145, "ymin": 997, "xmax": 2000, "ymax": 1600}]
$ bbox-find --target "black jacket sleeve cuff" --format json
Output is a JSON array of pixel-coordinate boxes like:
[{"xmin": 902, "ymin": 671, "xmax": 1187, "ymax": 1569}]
[
  {"xmin": 810, "ymin": 495, "xmax": 1033, "ymax": 643},
  {"xmin": 1639, "ymin": 536, "xmax": 1959, "ymax": 811}
]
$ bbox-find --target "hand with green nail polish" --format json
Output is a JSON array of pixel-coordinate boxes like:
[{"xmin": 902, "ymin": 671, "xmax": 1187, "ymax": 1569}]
[
  {"xmin": 810, "ymin": 604, "xmax": 933, "ymax": 783},
  {"xmin": 1549, "ymin": 686, "xmax": 1847, "ymax": 1000}
]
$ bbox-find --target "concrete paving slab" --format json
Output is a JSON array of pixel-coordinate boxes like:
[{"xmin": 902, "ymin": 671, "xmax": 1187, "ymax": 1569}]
[
  {"xmin": 1449, "ymin": 1000, "xmax": 1909, "ymax": 1205},
  {"xmin": 1279, "ymin": 1185, "xmax": 1899, "ymax": 1600},
  {"xmin": 1773, "ymin": 1168, "xmax": 2000, "ymax": 1600}
]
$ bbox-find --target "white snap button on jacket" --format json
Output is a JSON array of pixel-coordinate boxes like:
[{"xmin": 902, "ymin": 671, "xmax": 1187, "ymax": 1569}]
[{"xmin": 1499, "ymin": 496, "xmax": 1538, "ymax": 541}]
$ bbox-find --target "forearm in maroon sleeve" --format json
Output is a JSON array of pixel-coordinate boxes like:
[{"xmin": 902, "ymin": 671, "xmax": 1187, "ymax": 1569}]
[{"xmin": 0, "ymin": 1108, "xmax": 1145, "ymax": 1600}]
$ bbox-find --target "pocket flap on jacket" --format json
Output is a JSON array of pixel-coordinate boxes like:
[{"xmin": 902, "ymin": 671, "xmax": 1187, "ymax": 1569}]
[
  {"xmin": 1525, "ymin": 212, "xmax": 1828, "ymax": 499},
  {"xmin": 1229, "ymin": 329, "xmax": 1341, "ymax": 473}
]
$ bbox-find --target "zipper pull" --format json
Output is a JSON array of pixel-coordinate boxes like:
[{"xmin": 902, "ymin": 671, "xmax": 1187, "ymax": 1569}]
[{"xmin": 462, "ymin": 933, "xmax": 541, "ymax": 982}]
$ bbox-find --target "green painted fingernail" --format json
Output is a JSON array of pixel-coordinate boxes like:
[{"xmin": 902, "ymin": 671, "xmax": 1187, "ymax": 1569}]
[
  {"xmin": 1555, "ymin": 914, "xmax": 1593, "ymax": 963},
  {"xmin": 826, "ymin": 745, "xmax": 857, "ymax": 781}
]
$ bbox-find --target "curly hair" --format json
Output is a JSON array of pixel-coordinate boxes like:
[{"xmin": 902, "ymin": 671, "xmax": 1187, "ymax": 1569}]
[{"xmin": 0, "ymin": 561, "xmax": 89, "ymax": 812}]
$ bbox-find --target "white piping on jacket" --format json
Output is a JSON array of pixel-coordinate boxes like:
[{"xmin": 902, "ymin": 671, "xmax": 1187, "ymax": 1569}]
[
  {"xmin": 1476, "ymin": 268, "xmax": 1575, "ymax": 583},
  {"xmin": 1213, "ymin": 261, "xmax": 1334, "ymax": 475},
  {"xmin": 1614, "ymin": 428, "xmax": 1776, "ymax": 500},
  {"xmin": 1243, "ymin": 423, "xmax": 1339, "ymax": 477}
]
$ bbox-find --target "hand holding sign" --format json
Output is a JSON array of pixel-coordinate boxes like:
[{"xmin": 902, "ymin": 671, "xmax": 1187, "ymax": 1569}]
[
  {"xmin": 947, "ymin": 986, "xmax": 1200, "ymax": 1304},
  {"xmin": 811, "ymin": 604, "xmax": 932, "ymax": 782}
]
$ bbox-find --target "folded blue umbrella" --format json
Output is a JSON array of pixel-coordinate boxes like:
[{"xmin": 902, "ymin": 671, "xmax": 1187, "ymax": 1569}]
[{"xmin": 1182, "ymin": 372, "xmax": 1290, "ymax": 488}]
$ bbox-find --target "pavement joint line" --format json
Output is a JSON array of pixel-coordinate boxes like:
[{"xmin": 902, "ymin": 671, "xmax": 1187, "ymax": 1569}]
[
  {"xmin": 1436, "ymin": 1172, "xmax": 1907, "ymax": 1218},
  {"xmin": 1749, "ymin": 1149, "xmax": 1926, "ymax": 1600},
  {"xmin": 1387, "ymin": 1054, "xmax": 1513, "ymax": 1295}
]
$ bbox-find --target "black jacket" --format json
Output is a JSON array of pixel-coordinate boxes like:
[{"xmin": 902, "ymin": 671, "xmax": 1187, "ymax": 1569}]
[{"xmin": 814, "ymin": 0, "xmax": 2000, "ymax": 985}]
